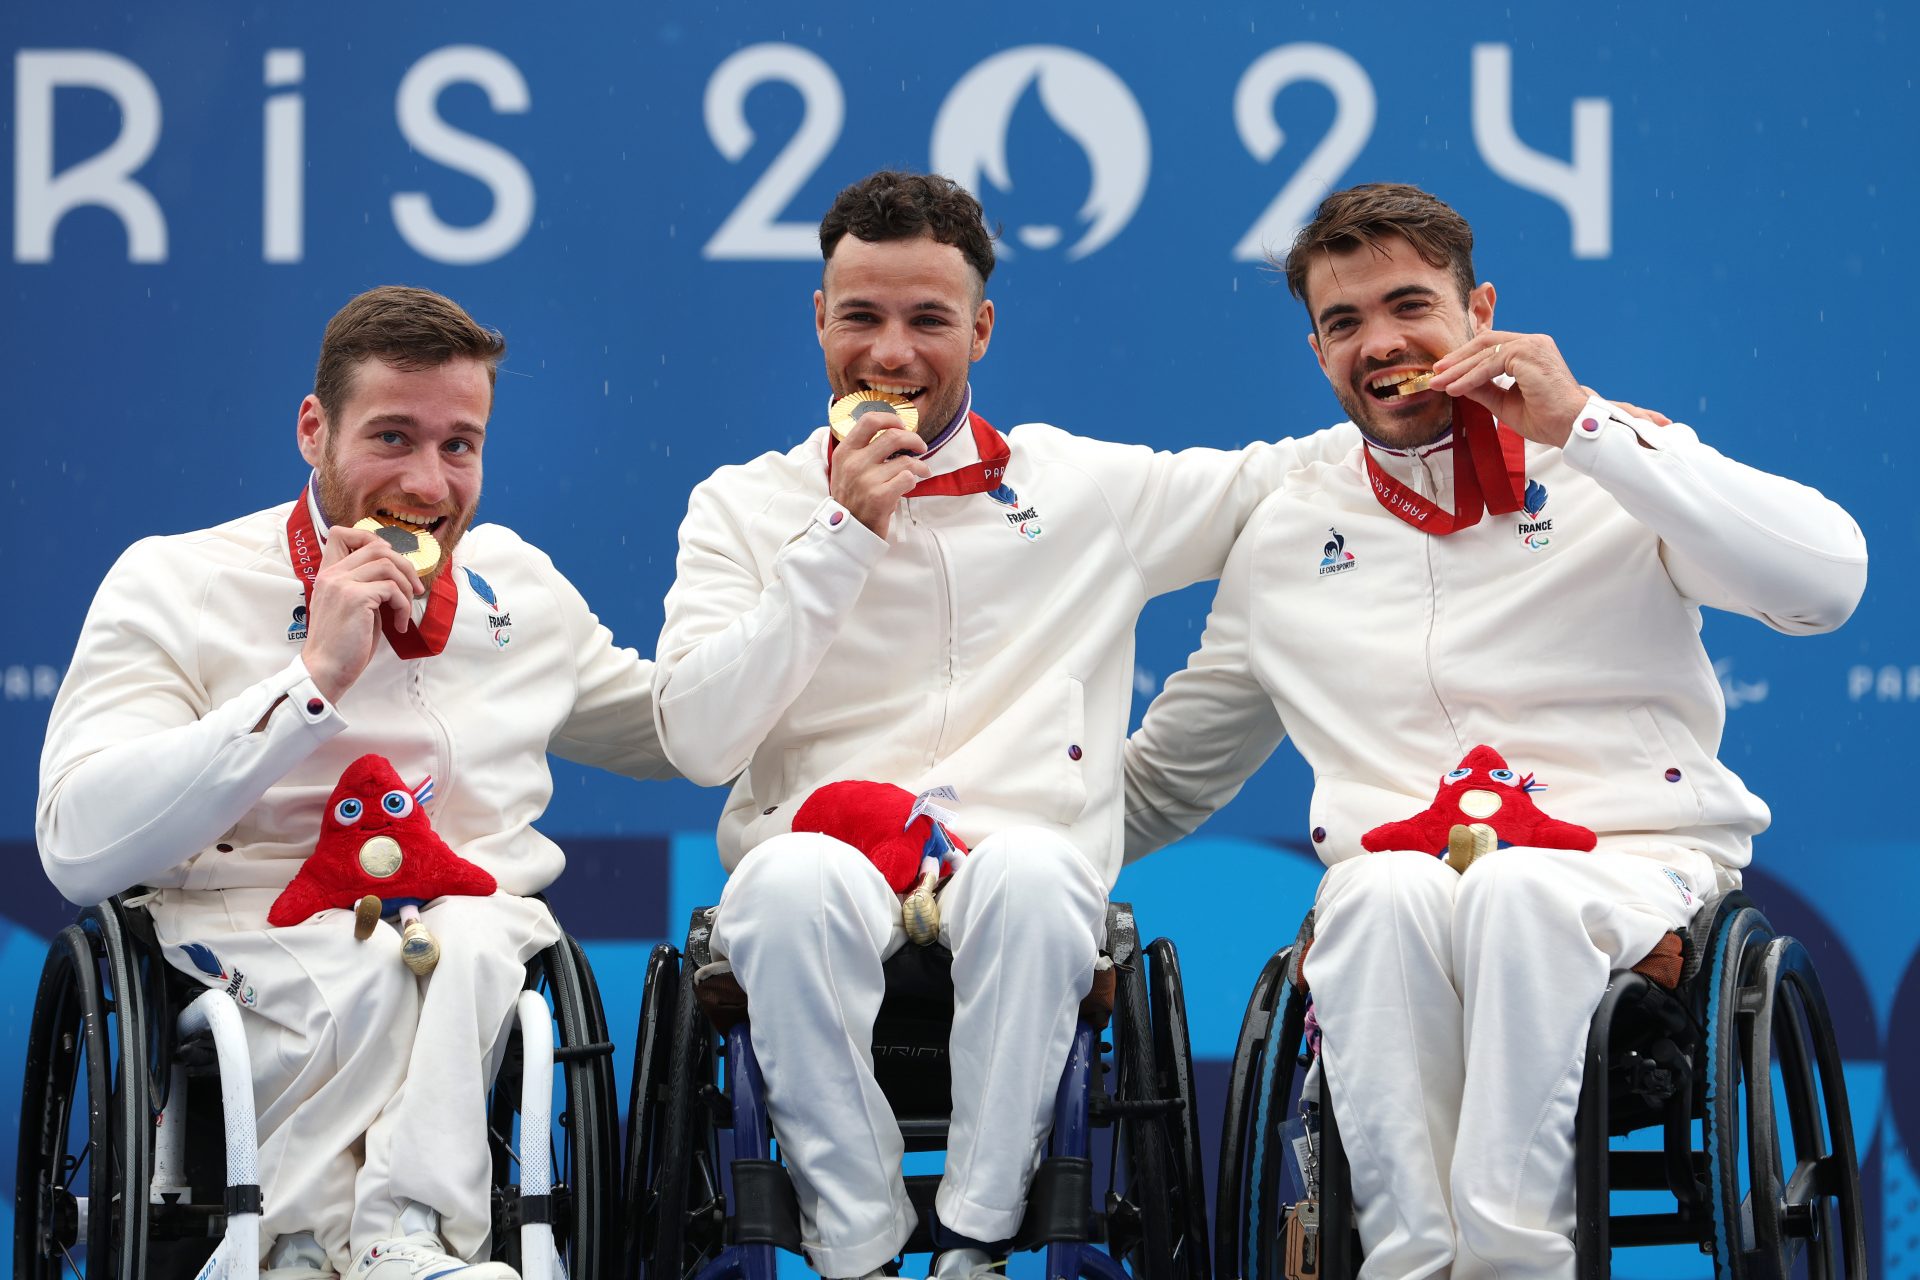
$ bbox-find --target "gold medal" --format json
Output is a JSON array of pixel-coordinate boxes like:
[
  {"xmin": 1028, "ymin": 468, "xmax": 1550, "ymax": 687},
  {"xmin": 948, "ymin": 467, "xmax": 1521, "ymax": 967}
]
[
  {"xmin": 828, "ymin": 390, "xmax": 920, "ymax": 442},
  {"xmin": 1387, "ymin": 372, "xmax": 1434, "ymax": 398},
  {"xmin": 354, "ymin": 516, "xmax": 442, "ymax": 576}
]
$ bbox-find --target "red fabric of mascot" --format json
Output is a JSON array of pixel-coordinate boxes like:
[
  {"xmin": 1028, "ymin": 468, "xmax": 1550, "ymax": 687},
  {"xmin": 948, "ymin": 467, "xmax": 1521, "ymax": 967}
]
[
  {"xmin": 268, "ymin": 754, "xmax": 496, "ymax": 925},
  {"xmin": 1362, "ymin": 744, "xmax": 1595, "ymax": 872},
  {"xmin": 791, "ymin": 779, "xmax": 969, "ymax": 892}
]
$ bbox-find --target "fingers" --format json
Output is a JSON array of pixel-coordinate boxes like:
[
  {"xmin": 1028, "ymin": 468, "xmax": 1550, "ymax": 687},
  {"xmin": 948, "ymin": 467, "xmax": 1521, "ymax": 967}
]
[
  {"xmin": 326, "ymin": 534, "xmax": 425, "ymax": 597},
  {"xmin": 842, "ymin": 410, "xmax": 927, "ymax": 456},
  {"xmin": 375, "ymin": 579, "xmax": 413, "ymax": 630},
  {"xmin": 1429, "ymin": 332, "xmax": 1517, "ymax": 396}
]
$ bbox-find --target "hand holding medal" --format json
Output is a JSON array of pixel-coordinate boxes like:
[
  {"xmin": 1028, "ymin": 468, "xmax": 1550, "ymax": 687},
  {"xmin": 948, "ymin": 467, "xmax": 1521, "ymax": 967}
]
[
  {"xmin": 353, "ymin": 515, "xmax": 442, "ymax": 578},
  {"xmin": 826, "ymin": 390, "xmax": 930, "ymax": 539},
  {"xmin": 1428, "ymin": 330, "xmax": 1590, "ymax": 448},
  {"xmin": 828, "ymin": 389, "xmax": 920, "ymax": 442}
]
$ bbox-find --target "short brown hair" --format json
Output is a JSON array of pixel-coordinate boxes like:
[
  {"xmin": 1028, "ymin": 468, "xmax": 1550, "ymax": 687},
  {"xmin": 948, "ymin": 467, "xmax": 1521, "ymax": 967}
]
[
  {"xmin": 1283, "ymin": 183, "xmax": 1476, "ymax": 318},
  {"xmin": 313, "ymin": 285, "xmax": 506, "ymax": 419},
  {"xmin": 819, "ymin": 170, "xmax": 996, "ymax": 288}
]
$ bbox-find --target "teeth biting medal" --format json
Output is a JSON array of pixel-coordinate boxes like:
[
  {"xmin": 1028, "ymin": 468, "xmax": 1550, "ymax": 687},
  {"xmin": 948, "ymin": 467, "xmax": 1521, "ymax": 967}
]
[
  {"xmin": 354, "ymin": 516, "xmax": 442, "ymax": 576},
  {"xmin": 829, "ymin": 390, "xmax": 920, "ymax": 441}
]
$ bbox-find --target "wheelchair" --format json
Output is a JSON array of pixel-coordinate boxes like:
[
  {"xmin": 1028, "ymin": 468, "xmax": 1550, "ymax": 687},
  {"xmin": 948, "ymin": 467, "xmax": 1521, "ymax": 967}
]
[
  {"xmin": 1215, "ymin": 891, "xmax": 1865, "ymax": 1279},
  {"xmin": 622, "ymin": 901, "xmax": 1211, "ymax": 1280},
  {"xmin": 14, "ymin": 893, "xmax": 620, "ymax": 1280}
]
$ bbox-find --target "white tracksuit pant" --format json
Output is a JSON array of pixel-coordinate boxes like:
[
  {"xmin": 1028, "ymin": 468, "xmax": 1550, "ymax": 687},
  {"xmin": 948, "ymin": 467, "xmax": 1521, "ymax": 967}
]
[
  {"xmin": 709, "ymin": 827, "xmax": 1108, "ymax": 1277},
  {"xmin": 150, "ymin": 888, "xmax": 561, "ymax": 1272},
  {"xmin": 1306, "ymin": 845, "xmax": 1715, "ymax": 1280}
]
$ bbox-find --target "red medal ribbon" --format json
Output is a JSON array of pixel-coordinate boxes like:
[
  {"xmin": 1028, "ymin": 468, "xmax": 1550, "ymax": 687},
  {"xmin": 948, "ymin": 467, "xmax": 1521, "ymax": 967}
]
[
  {"xmin": 826, "ymin": 411, "xmax": 1011, "ymax": 498},
  {"xmin": 1362, "ymin": 400, "xmax": 1529, "ymax": 535},
  {"xmin": 286, "ymin": 487, "xmax": 459, "ymax": 659}
]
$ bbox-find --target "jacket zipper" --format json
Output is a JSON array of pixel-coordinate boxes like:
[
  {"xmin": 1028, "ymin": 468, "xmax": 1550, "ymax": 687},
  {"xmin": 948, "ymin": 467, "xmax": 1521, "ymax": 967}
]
[
  {"xmin": 906, "ymin": 504, "xmax": 959, "ymax": 767},
  {"xmin": 1411, "ymin": 450, "xmax": 1463, "ymax": 750},
  {"xmin": 410, "ymin": 662, "xmax": 456, "ymax": 812}
]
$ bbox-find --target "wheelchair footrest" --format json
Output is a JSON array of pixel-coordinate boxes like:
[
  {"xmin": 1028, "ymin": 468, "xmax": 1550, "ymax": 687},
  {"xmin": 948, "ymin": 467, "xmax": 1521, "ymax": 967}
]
[
  {"xmin": 1010, "ymin": 1157, "xmax": 1094, "ymax": 1248},
  {"xmin": 728, "ymin": 1159, "xmax": 803, "ymax": 1252}
]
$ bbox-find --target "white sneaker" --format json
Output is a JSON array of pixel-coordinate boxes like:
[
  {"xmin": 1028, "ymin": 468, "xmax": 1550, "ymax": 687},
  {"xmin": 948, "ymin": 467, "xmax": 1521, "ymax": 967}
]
[
  {"xmin": 263, "ymin": 1229, "xmax": 337, "ymax": 1279},
  {"xmin": 928, "ymin": 1248, "xmax": 1001, "ymax": 1280},
  {"xmin": 350, "ymin": 1232, "xmax": 519, "ymax": 1280}
]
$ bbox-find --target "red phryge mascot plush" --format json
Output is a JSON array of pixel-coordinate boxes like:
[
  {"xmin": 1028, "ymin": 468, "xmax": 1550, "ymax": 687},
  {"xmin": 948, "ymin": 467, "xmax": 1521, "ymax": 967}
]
[
  {"xmin": 1361, "ymin": 744, "xmax": 1595, "ymax": 872},
  {"xmin": 268, "ymin": 754, "xmax": 497, "ymax": 973},
  {"xmin": 793, "ymin": 780, "xmax": 969, "ymax": 945}
]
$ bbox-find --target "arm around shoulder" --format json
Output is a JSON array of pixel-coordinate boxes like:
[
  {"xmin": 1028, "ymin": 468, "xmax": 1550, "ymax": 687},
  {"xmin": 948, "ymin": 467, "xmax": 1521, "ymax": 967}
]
[
  {"xmin": 519, "ymin": 538, "xmax": 678, "ymax": 782},
  {"xmin": 1124, "ymin": 510, "xmax": 1287, "ymax": 860}
]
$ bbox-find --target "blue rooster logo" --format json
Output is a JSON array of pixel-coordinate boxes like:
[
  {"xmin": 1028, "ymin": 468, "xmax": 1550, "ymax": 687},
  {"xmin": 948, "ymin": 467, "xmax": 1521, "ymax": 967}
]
[
  {"xmin": 1523, "ymin": 479, "xmax": 1548, "ymax": 518},
  {"xmin": 180, "ymin": 942, "xmax": 226, "ymax": 979},
  {"xmin": 464, "ymin": 568, "xmax": 498, "ymax": 608}
]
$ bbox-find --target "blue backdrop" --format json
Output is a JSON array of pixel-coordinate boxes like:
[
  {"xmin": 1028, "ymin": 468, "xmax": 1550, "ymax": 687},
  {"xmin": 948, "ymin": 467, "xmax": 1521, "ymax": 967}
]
[{"xmin": 2, "ymin": 2, "xmax": 1914, "ymax": 1274}]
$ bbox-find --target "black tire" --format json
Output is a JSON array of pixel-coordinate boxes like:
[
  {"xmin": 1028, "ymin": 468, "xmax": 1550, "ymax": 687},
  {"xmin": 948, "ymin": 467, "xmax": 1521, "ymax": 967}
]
[
  {"xmin": 1249, "ymin": 961, "xmax": 1309, "ymax": 1280},
  {"xmin": 1213, "ymin": 947, "xmax": 1289, "ymax": 1280},
  {"xmin": 644, "ymin": 960, "xmax": 725, "ymax": 1280},
  {"xmin": 1112, "ymin": 953, "xmax": 1175, "ymax": 1280},
  {"xmin": 551, "ymin": 934, "xmax": 622, "ymax": 1276},
  {"xmin": 1704, "ymin": 903, "xmax": 1769, "ymax": 1277},
  {"xmin": 622, "ymin": 945, "xmax": 683, "ymax": 1280},
  {"xmin": 15, "ymin": 913, "xmax": 150, "ymax": 1280},
  {"xmin": 489, "ymin": 932, "xmax": 621, "ymax": 1280},
  {"xmin": 1707, "ymin": 916, "xmax": 1866, "ymax": 1279},
  {"xmin": 1146, "ymin": 937, "xmax": 1210, "ymax": 1280}
]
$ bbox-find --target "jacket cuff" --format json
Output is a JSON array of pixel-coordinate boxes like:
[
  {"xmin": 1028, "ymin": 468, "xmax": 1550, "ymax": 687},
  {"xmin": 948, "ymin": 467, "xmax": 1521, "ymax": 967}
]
[{"xmin": 1560, "ymin": 395, "xmax": 1663, "ymax": 474}]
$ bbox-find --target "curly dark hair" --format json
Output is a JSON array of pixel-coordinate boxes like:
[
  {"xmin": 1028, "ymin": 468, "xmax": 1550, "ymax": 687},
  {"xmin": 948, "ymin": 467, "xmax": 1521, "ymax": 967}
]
[
  {"xmin": 819, "ymin": 170, "xmax": 996, "ymax": 289},
  {"xmin": 1282, "ymin": 183, "xmax": 1477, "ymax": 322}
]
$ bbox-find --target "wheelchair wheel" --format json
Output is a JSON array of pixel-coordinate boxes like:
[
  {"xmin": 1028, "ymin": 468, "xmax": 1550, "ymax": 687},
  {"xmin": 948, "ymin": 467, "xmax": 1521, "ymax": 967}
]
[
  {"xmin": 1145, "ymin": 937, "xmax": 1210, "ymax": 1280},
  {"xmin": 1704, "ymin": 907, "xmax": 1866, "ymax": 1278},
  {"xmin": 626, "ymin": 950, "xmax": 725, "ymax": 1280},
  {"xmin": 15, "ymin": 908, "xmax": 152, "ymax": 1280},
  {"xmin": 489, "ymin": 932, "xmax": 621, "ymax": 1279},
  {"xmin": 1213, "ymin": 947, "xmax": 1296, "ymax": 1280},
  {"xmin": 1110, "ymin": 948, "xmax": 1177, "ymax": 1280}
]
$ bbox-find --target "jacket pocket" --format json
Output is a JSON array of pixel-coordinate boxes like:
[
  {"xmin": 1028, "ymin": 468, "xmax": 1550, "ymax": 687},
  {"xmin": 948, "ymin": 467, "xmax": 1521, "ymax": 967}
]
[
  {"xmin": 1059, "ymin": 675, "xmax": 1088, "ymax": 823},
  {"xmin": 1625, "ymin": 704, "xmax": 1705, "ymax": 829}
]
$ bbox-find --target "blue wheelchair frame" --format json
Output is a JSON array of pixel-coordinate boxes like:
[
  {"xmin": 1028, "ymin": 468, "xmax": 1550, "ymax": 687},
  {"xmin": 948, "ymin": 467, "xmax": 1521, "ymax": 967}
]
[{"xmin": 624, "ymin": 901, "xmax": 1209, "ymax": 1280}]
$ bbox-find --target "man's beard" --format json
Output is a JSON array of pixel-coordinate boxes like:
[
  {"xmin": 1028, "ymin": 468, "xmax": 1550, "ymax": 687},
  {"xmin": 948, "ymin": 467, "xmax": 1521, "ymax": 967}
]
[
  {"xmin": 1333, "ymin": 381, "xmax": 1456, "ymax": 451},
  {"xmin": 311, "ymin": 459, "xmax": 474, "ymax": 587},
  {"xmin": 1335, "ymin": 328, "xmax": 1475, "ymax": 450}
]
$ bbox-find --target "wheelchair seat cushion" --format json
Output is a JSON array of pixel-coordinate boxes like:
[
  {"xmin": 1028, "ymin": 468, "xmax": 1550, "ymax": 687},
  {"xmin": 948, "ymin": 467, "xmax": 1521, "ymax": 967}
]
[{"xmin": 1628, "ymin": 930, "xmax": 1685, "ymax": 990}]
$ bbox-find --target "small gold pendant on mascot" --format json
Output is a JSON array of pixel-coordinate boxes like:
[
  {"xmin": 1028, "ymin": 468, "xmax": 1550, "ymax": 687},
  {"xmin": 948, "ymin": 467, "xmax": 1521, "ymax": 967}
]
[
  {"xmin": 828, "ymin": 390, "xmax": 920, "ymax": 442},
  {"xmin": 354, "ymin": 516, "xmax": 442, "ymax": 576},
  {"xmin": 903, "ymin": 867, "xmax": 941, "ymax": 946}
]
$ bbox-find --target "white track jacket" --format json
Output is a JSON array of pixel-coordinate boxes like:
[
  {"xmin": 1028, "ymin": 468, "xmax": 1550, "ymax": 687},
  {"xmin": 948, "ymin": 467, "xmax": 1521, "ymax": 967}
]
[
  {"xmin": 655, "ymin": 414, "xmax": 1357, "ymax": 882},
  {"xmin": 39, "ymin": 499, "xmax": 672, "ymax": 909},
  {"xmin": 1124, "ymin": 397, "xmax": 1867, "ymax": 876}
]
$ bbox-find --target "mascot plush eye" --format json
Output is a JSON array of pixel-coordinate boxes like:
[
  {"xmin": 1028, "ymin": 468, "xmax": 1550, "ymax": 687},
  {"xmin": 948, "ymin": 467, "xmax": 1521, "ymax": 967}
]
[
  {"xmin": 335, "ymin": 797, "xmax": 364, "ymax": 824},
  {"xmin": 1489, "ymin": 768, "xmax": 1516, "ymax": 784},
  {"xmin": 1446, "ymin": 767, "xmax": 1472, "ymax": 781},
  {"xmin": 381, "ymin": 789, "xmax": 415, "ymax": 818}
]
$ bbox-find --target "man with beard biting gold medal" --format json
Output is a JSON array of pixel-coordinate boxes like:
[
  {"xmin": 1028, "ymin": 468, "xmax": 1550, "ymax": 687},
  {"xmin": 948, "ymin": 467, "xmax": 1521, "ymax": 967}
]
[
  {"xmin": 38, "ymin": 287, "xmax": 675, "ymax": 1280},
  {"xmin": 1123, "ymin": 183, "xmax": 1867, "ymax": 1279}
]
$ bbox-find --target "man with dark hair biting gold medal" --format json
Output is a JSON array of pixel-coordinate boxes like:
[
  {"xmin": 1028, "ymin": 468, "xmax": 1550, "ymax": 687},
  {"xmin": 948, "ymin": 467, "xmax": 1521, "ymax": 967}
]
[
  {"xmin": 38, "ymin": 286, "xmax": 675, "ymax": 1280},
  {"xmin": 653, "ymin": 169, "xmax": 1358, "ymax": 1280},
  {"xmin": 1123, "ymin": 183, "xmax": 1867, "ymax": 1279}
]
